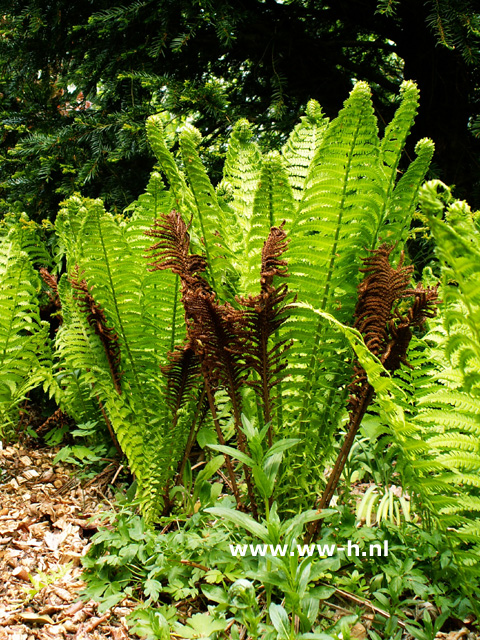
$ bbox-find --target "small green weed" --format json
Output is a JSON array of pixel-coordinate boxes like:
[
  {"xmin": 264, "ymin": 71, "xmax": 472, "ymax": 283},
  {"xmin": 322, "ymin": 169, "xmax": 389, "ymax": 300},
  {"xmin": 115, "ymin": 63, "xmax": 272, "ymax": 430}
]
[{"xmin": 23, "ymin": 563, "xmax": 73, "ymax": 603}]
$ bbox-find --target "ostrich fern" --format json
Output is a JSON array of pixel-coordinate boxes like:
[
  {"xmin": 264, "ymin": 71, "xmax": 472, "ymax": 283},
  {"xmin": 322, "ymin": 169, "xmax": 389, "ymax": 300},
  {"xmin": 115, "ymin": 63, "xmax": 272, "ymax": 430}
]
[
  {"xmin": 54, "ymin": 188, "xmax": 195, "ymax": 523},
  {"xmin": 35, "ymin": 80, "xmax": 433, "ymax": 522},
  {"xmin": 416, "ymin": 181, "xmax": 480, "ymax": 558}
]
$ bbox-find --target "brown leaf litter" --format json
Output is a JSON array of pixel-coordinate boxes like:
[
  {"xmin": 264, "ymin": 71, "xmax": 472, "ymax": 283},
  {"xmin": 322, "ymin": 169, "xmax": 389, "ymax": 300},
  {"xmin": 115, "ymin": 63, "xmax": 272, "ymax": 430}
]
[{"xmin": 0, "ymin": 443, "xmax": 135, "ymax": 639}]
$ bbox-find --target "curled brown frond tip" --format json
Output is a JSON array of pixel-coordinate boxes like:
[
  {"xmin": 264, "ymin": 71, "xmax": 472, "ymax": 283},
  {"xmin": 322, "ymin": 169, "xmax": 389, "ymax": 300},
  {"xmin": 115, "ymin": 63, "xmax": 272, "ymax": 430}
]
[
  {"xmin": 261, "ymin": 221, "xmax": 289, "ymax": 289},
  {"xmin": 39, "ymin": 267, "xmax": 61, "ymax": 310},
  {"xmin": 145, "ymin": 210, "xmax": 207, "ymax": 292}
]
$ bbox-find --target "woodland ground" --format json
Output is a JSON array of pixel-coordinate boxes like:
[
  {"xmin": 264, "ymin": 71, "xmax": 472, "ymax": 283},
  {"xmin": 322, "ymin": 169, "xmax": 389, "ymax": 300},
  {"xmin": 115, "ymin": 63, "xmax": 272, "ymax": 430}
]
[
  {"xmin": 0, "ymin": 438, "xmax": 479, "ymax": 640},
  {"xmin": 0, "ymin": 441, "xmax": 136, "ymax": 639}
]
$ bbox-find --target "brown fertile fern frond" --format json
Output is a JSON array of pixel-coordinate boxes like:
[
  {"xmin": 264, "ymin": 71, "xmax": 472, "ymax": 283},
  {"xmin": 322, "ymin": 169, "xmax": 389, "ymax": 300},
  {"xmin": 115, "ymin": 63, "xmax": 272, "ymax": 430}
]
[
  {"xmin": 146, "ymin": 210, "xmax": 254, "ymax": 513},
  {"xmin": 382, "ymin": 285, "xmax": 439, "ymax": 372},
  {"xmin": 235, "ymin": 223, "xmax": 294, "ymax": 440},
  {"xmin": 182, "ymin": 286, "xmax": 258, "ymax": 517},
  {"xmin": 147, "ymin": 211, "xmax": 206, "ymax": 423},
  {"xmin": 353, "ymin": 244, "xmax": 413, "ymax": 358},
  {"xmin": 147, "ymin": 210, "xmax": 246, "ymax": 420},
  {"xmin": 349, "ymin": 244, "xmax": 438, "ymax": 411},
  {"xmin": 39, "ymin": 267, "xmax": 61, "ymax": 309},
  {"xmin": 146, "ymin": 210, "xmax": 207, "ymax": 296},
  {"xmin": 260, "ymin": 224, "xmax": 289, "ymax": 286},
  {"xmin": 147, "ymin": 213, "xmax": 297, "ymax": 517},
  {"xmin": 307, "ymin": 244, "xmax": 439, "ymax": 541},
  {"xmin": 69, "ymin": 266, "xmax": 123, "ymax": 395},
  {"xmin": 184, "ymin": 291, "xmax": 247, "ymax": 405}
]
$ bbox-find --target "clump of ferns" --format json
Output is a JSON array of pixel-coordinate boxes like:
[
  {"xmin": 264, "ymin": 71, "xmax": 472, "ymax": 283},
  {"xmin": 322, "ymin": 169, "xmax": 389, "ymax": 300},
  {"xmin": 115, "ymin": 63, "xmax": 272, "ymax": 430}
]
[
  {"xmin": 146, "ymin": 210, "xmax": 294, "ymax": 519},
  {"xmin": 307, "ymin": 244, "xmax": 439, "ymax": 540}
]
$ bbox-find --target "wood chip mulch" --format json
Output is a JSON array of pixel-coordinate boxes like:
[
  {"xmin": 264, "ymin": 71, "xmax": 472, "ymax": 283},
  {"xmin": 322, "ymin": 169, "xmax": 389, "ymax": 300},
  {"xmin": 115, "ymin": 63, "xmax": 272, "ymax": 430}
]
[{"xmin": 0, "ymin": 443, "xmax": 137, "ymax": 640}]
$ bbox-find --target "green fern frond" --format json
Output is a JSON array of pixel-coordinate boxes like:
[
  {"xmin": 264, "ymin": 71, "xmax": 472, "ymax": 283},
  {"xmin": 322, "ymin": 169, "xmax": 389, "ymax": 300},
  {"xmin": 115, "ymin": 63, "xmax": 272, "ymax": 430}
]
[
  {"xmin": 378, "ymin": 138, "xmax": 434, "ymax": 250},
  {"xmin": 222, "ymin": 119, "xmax": 262, "ymax": 226},
  {"xmin": 126, "ymin": 171, "xmax": 174, "ymax": 227},
  {"xmin": 281, "ymin": 83, "xmax": 384, "ymax": 482},
  {"xmin": 0, "ymin": 213, "xmax": 52, "ymax": 268},
  {"xmin": 55, "ymin": 274, "xmax": 119, "ymax": 427},
  {"xmin": 54, "ymin": 195, "xmax": 191, "ymax": 523},
  {"xmin": 289, "ymin": 81, "xmax": 382, "ymax": 320},
  {"xmin": 0, "ymin": 232, "xmax": 51, "ymax": 435},
  {"xmin": 421, "ymin": 181, "xmax": 480, "ymax": 394},
  {"xmin": 56, "ymin": 196, "xmax": 90, "ymax": 267},
  {"xmin": 242, "ymin": 152, "xmax": 295, "ymax": 297},
  {"xmin": 418, "ymin": 408, "xmax": 480, "ymax": 433},
  {"xmin": 146, "ymin": 114, "xmax": 195, "ymax": 215},
  {"xmin": 281, "ymin": 99, "xmax": 329, "ymax": 202},
  {"xmin": 179, "ymin": 124, "xmax": 236, "ymax": 297},
  {"xmin": 380, "ymin": 81, "xmax": 419, "ymax": 179},
  {"xmin": 374, "ymin": 82, "xmax": 433, "ymax": 254},
  {"xmin": 419, "ymin": 388, "xmax": 480, "ymax": 414}
]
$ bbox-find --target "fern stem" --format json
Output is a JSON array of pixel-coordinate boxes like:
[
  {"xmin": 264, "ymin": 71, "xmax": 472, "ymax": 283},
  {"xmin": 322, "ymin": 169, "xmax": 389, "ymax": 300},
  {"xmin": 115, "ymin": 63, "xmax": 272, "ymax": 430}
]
[
  {"xmin": 205, "ymin": 382, "xmax": 242, "ymax": 509},
  {"xmin": 306, "ymin": 384, "xmax": 375, "ymax": 542},
  {"xmin": 176, "ymin": 385, "xmax": 206, "ymax": 485}
]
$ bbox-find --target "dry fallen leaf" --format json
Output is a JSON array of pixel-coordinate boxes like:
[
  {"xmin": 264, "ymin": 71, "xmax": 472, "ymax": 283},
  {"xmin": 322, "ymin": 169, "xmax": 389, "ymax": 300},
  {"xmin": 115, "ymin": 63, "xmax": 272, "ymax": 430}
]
[
  {"xmin": 11, "ymin": 566, "xmax": 30, "ymax": 582},
  {"xmin": 351, "ymin": 622, "xmax": 367, "ymax": 639},
  {"xmin": 17, "ymin": 611, "xmax": 54, "ymax": 625}
]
